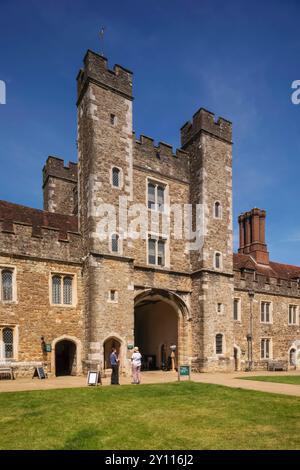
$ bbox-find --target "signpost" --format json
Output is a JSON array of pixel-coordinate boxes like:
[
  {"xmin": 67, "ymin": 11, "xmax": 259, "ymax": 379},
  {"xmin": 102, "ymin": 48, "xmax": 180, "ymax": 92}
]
[
  {"xmin": 87, "ymin": 371, "xmax": 101, "ymax": 386},
  {"xmin": 32, "ymin": 366, "xmax": 47, "ymax": 379},
  {"xmin": 178, "ymin": 365, "xmax": 191, "ymax": 381}
]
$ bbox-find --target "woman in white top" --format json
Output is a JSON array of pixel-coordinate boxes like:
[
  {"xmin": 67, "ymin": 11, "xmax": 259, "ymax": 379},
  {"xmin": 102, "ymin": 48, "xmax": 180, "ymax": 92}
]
[{"xmin": 131, "ymin": 346, "xmax": 142, "ymax": 384}]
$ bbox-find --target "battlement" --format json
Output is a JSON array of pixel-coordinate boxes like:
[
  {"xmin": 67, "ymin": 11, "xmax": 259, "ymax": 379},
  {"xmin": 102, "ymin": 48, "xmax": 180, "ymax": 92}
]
[
  {"xmin": 135, "ymin": 134, "xmax": 188, "ymax": 160},
  {"xmin": 77, "ymin": 49, "xmax": 133, "ymax": 103},
  {"xmin": 0, "ymin": 200, "xmax": 82, "ymax": 262},
  {"xmin": 0, "ymin": 200, "xmax": 78, "ymax": 237},
  {"xmin": 43, "ymin": 157, "xmax": 78, "ymax": 186},
  {"xmin": 234, "ymin": 268, "xmax": 300, "ymax": 298},
  {"xmin": 180, "ymin": 107, "xmax": 232, "ymax": 147},
  {"xmin": 133, "ymin": 133, "xmax": 189, "ymax": 182}
]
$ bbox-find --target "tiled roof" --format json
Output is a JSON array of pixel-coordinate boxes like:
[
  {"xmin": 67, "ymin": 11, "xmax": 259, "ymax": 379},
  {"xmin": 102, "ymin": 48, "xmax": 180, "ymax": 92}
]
[
  {"xmin": 233, "ymin": 253, "xmax": 300, "ymax": 280},
  {"xmin": 0, "ymin": 200, "xmax": 78, "ymax": 234}
]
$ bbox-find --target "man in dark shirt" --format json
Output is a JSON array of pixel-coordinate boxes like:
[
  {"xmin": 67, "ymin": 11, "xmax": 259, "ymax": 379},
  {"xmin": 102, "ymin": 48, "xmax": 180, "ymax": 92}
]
[{"xmin": 110, "ymin": 348, "xmax": 119, "ymax": 385}]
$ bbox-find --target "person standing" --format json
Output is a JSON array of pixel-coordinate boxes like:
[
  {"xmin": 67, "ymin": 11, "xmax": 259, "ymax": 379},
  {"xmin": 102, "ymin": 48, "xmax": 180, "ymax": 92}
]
[
  {"xmin": 131, "ymin": 346, "xmax": 142, "ymax": 384},
  {"xmin": 110, "ymin": 347, "xmax": 119, "ymax": 385}
]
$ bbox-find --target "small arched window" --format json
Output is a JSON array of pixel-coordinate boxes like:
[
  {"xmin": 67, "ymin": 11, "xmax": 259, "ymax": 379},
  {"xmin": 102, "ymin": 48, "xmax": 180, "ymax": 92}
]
[
  {"xmin": 52, "ymin": 275, "xmax": 61, "ymax": 304},
  {"xmin": 289, "ymin": 348, "xmax": 296, "ymax": 366},
  {"xmin": 3, "ymin": 328, "xmax": 13, "ymax": 359},
  {"xmin": 111, "ymin": 234, "xmax": 119, "ymax": 253},
  {"xmin": 1, "ymin": 270, "xmax": 13, "ymax": 301},
  {"xmin": 215, "ymin": 252, "xmax": 221, "ymax": 269},
  {"xmin": 112, "ymin": 167, "xmax": 120, "ymax": 188},
  {"xmin": 63, "ymin": 277, "xmax": 73, "ymax": 305},
  {"xmin": 214, "ymin": 201, "xmax": 221, "ymax": 218},
  {"xmin": 216, "ymin": 334, "xmax": 223, "ymax": 354}
]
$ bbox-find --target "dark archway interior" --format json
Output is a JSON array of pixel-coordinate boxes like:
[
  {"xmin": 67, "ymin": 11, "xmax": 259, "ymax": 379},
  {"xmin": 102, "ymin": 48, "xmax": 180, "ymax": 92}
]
[
  {"xmin": 55, "ymin": 340, "xmax": 76, "ymax": 376},
  {"xmin": 103, "ymin": 338, "xmax": 121, "ymax": 369},
  {"xmin": 134, "ymin": 298, "xmax": 178, "ymax": 370}
]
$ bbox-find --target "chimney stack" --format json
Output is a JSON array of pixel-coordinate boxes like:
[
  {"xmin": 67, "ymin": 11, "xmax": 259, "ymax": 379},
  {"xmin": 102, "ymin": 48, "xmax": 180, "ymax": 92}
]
[{"xmin": 238, "ymin": 208, "xmax": 269, "ymax": 265}]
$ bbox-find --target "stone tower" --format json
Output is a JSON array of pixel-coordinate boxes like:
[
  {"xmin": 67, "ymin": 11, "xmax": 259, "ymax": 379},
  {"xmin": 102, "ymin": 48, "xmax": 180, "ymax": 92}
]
[
  {"xmin": 181, "ymin": 109, "xmax": 234, "ymax": 371},
  {"xmin": 76, "ymin": 50, "xmax": 135, "ymax": 372}
]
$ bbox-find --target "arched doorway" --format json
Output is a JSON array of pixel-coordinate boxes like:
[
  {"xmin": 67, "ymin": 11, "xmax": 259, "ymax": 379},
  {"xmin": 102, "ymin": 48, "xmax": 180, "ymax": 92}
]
[
  {"xmin": 103, "ymin": 337, "xmax": 121, "ymax": 370},
  {"xmin": 55, "ymin": 340, "xmax": 76, "ymax": 376},
  {"xmin": 134, "ymin": 289, "xmax": 189, "ymax": 370},
  {"xmin": 289, "ymin": 348, "xmax": 296, "ymax": 368}
]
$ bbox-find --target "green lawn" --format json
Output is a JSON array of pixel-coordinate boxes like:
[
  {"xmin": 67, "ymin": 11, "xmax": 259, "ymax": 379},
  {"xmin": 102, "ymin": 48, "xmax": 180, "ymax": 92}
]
[
  {"xmin": 0, "ymin": 381, "xmax": 299, "ymax": 450},
  {"xmin": 240, "ymin": 375, "xmax": 300, "ymax": 385}
]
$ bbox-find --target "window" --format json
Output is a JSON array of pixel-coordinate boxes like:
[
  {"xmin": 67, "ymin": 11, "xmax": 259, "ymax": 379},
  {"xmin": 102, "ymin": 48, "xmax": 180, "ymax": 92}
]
[
  {"xmin": 52, "ymin": 276, "xmax": 61, "ymax": 304},
  {"xmin": 217, "ymin": 303, "xmax": 223, "ymax": 314},
  {"xmin": 3, "ymin": 328, "xmax": 13, "ymax": 359},
  {"xmin": 261, "ymin": 338, "xmax": 271, "ymax": 359},
  {"xmin": 111, "ymin": 233, "xmax": 119, "ymax": 253},
  {"xmin": 51, "ymin": 275, "xmax": 74, "ymax": 306},
  {"xmin": 214, "ymin": 252, "xmax": 222, "ymax": 269},
  {"xmin": 261, "ymin": 302, "xmax": 272, "ymax": 323},
  {"xmin": 288, "ymin": 305, "xmax": 298, "ymax": 325},
  {"xmin": 63, "ymin": 277, "xmax": 72, "ymax": 305},
  {"xmin": 148, "ymin": 238, "xmax": 166, "ymax": 267},
  {"xmin": 216, "ymin": 334, "xmax": 223, "ymax": 354},
  {"xmin": 110, "ymin": 114, "xmax": 116, "ymax": 125},
  {"xmin": 233, "ymin": 298, "xmax": 241, "ymax": 321},
  {"xmin": 147, "ymin": 181, "xmax": 165, "ymax": 211},
  {"xmin": 214, "ymin": 201, "xmax": 221, "ymax": 219},
  {"xmin": 1, "ymin": 270, "xmax": 13, "ymax": 301},
  {"xmin": 112, "ymin": 167, "xmax": 121, "ymax": 188},
  {"xmin": 108, "ymin": 290, "xmax": 118, "ymax": 303}
]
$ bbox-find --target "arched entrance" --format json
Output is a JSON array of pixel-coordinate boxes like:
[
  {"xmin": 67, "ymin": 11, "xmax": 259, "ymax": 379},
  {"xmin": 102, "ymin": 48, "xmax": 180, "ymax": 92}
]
[
  {"xmin": 134, "ymin": 289, "xmax": 189, "ymax": 370},
  {"xmin": 103, "ymin": 337, "xmax": 121, "ymax": 370},
  {"xmin": 289, "ymin": 347, "xmax": 296, "ymax": 368},
  {"xmin": 55, "ymin": 340, "xmax": 76, "ymax": 376}
]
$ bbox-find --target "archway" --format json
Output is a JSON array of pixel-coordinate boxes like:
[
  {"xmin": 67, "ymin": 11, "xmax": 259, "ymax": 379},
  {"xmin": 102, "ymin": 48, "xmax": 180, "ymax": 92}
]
[
  {"xmin": 55, "ymin": 340, "xmax": 76, "ymax": 376},
  {"xmin": 134, "ymin": 289, "xmax": 189, "ymax": 370},
  {"xmin": 288, "ymin": 347, "xmax": 296, "ymax": 369},
  {"xmin": 103, "ymin": 337, "xmax": 121, "ymax": 370}
]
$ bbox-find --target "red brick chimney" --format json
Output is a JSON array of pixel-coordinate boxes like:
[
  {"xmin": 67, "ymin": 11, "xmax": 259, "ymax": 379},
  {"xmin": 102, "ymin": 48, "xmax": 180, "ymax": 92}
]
[{"xmin": 238, "ymin": 208, "xmax": 269, "ymax": 265}]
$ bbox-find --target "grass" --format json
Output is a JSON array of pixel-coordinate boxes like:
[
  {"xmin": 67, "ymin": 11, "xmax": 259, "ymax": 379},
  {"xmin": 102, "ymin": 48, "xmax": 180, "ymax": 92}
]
[
  {"xmin": 0, "ymin": 381, "xmax": 299, "ymax": 450},
  {"xmin": 240, "ymin": 375, "xmax": 300, "ymax": 385}
]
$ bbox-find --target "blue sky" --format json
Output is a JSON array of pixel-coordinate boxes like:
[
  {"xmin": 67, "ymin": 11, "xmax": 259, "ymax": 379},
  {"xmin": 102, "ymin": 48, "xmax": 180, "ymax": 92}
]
[{"xmin": 0, "ymin": 0, "xmax": 300, "ymax": 264}]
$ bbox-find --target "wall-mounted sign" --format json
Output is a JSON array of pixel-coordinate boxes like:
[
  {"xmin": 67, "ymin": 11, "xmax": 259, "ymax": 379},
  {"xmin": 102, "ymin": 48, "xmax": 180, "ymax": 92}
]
[
  {"xmin": 45, "ymin": 344, "xmax": 52, "ymax": 353},
  {"xmin": 127, "ymin": 344, "xmax": 134, "ymax": 350}
]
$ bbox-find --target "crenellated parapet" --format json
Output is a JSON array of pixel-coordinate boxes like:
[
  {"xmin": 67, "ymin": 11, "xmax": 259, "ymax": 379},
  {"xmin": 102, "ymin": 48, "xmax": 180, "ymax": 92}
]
[
  {"xmin": 134, "ymin": 133, "xmax": 190, "ymax": 182},
  {"xmin": 43, "ymin": 156, "xmax": 77, "ymax": 186},
  {"xmin": 180, "ymin": 107, "xmax": 232, "ymax": 147},
  {"xmin": 43, "ymin": 157, "xmax": 78, "ymax": 215},
  {"xmin": 234, "ymin": 268, "xmax": 300, "ymax": 298},
  {"xmin": 0, "ymin": 201, "xmax": 82, "ymax": 262},
  {"xmin": 77, "ymin": 49, "xmax": 133, "ymax": 104}
]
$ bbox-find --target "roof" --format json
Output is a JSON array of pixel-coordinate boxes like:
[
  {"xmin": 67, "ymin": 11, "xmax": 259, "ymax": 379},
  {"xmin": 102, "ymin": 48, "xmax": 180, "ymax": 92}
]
[
  {"xmin": 0, "ymin": 200, "xmax": 78, "ymax": 234},
  {"xmin": 233, "ymin": 253, "xmax": 300, "ymax": 280}
]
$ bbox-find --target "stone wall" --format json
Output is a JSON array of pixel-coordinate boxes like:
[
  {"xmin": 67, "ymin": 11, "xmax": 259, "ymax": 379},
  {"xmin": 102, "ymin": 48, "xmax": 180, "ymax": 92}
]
[{"xmin": 0, "ymin": 255, "xmax": 84, "ymax": 376}]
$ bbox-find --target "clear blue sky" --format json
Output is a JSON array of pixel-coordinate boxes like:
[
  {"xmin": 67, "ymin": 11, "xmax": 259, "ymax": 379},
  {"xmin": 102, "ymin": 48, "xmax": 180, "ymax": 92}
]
[{"xmin": 0, "ymin": 0, "xmax": 300, "ymax": 264}]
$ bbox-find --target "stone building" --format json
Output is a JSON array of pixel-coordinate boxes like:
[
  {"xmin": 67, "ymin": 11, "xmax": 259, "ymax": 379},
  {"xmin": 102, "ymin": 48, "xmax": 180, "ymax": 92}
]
[{"xmin": 0, "ymin": 49, "xmax": 299, "ymax": 376}]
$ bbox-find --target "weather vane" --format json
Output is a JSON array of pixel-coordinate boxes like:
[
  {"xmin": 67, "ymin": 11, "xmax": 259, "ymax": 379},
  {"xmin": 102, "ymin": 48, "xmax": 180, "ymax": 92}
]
[{"xmin": 99, "ymin": 27, "xmax": 106, "ymax": 56}]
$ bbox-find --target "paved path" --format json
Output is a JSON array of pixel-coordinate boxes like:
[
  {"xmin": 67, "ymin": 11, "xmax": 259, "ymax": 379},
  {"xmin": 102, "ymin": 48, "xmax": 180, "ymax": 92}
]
[
  {"xmin": 192, "ymin": 371, "xmax": 300, "ymax": 397},
  {"xmin": 0, "ymin": 370, "xmax": 299, "ymax": 397}
]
